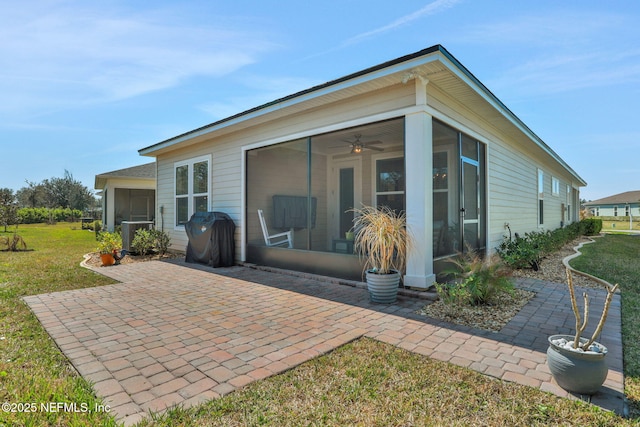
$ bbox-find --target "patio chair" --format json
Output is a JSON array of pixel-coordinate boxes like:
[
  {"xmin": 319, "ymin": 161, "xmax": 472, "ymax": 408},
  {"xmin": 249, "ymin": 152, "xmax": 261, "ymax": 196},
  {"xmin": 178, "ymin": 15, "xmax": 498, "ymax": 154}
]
[{"xmin": 257, "ymin": 209, "xmax": 293, "ymax": 248}]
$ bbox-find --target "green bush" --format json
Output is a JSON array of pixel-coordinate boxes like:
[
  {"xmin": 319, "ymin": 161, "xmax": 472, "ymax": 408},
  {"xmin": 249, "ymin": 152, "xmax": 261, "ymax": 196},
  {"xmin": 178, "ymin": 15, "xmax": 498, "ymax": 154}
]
[
  {"xmin": 17, "ymin": 207, "xmax": 83, "ymax": 224},
  {"xmin": 582, "ymin": 218, "xmax": 602, "ymax": 235},
  {"xmin": 151, "ymin": 229, "xmax": 170, "ymax": 255},
  {"xmin": 131, "ymin": 228, "xmax": 155, "ymax": 256},
  {"xmin": 96, "ymin": 231, "xmax": 122, "ymax": 254},
  {"xmin": 496, "ymin": 220, "xmax": 595, "ymax": 270},
  {"xmin": 131, "ymin": 228, "xmax": 171, "ymax": 256}
]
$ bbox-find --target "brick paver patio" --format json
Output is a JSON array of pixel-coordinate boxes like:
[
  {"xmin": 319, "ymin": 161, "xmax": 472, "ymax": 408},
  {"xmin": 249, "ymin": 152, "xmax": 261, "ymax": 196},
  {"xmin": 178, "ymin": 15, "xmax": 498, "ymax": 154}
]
[{"xmin": 23, "ymin": 260, "xmax": 625, "ymax": 425}]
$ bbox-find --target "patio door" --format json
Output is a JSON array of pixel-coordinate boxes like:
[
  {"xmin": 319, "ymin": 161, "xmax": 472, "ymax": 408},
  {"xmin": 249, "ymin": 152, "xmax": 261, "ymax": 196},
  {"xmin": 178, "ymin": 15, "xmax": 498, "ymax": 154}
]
[
  {"xmin": 460, "ymin": 158, "xmax": 480, "ymax": 251},
  {"xmin": 459, "ymin": 135, "xmax": 484, "ymax": 253},
  {"xmin": 332, "ymin": 158, "xmax": 361, "ymax": 240}
]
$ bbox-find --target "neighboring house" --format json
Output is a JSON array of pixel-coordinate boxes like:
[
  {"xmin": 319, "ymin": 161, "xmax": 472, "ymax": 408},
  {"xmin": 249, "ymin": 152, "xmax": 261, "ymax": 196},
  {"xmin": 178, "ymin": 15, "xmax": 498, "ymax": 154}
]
[
  {"xmin": 584, "ymin": 191, "xmax": 640, "ymax": 217},
  {"xmin": 138, "ymin": 45, "xmax": 586, "ymax": 287},
  {"xmin": 95, "ymin": 162, "xmax": 157, "ymax": 232}
]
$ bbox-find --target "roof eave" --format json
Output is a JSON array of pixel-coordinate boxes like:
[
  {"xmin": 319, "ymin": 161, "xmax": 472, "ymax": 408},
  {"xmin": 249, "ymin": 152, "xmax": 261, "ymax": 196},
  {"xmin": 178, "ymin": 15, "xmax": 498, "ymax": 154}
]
[
  {"xmin": 138, "ymin": 45, "xmax": 586, "ymax": 187},
  {"xmin": 139, "ymin": 45, "xmax": 444, "ymax": 156}
]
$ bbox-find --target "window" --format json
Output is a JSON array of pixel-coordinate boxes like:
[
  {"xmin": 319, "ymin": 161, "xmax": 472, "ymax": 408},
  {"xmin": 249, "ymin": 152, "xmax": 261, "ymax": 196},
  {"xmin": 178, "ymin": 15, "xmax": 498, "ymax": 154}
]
[
  {"xmin": 538, "ymin": 169, "xmax": 544, "ymax": 196},
  {"xmin": 375, "ymin": 156, "xmax": 405, "ymax": 213},
  {"xmin": 174, "ymin": 155, "xmax": 210, "ymax": 227},
  {"xmin": 613, "ymin": 206, "xmax": 618, "ymax": 217},
  {"xmin": 538, "ymin": 169, "xmax": 544, "ymax": 226},
  {"xmin": 552, "ymin": 177, "xmax": 560, "ymax": 195},
  {"xmin": 625, "ymin": 205, "xmax": 630, "ymax": 217}
]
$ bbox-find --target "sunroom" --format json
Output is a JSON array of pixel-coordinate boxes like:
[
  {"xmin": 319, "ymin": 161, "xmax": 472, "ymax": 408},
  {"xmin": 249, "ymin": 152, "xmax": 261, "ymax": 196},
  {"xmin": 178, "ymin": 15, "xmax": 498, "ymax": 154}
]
[{"xmin": 244, "ymin": 115, "xmax": 486, "ymax": 282}]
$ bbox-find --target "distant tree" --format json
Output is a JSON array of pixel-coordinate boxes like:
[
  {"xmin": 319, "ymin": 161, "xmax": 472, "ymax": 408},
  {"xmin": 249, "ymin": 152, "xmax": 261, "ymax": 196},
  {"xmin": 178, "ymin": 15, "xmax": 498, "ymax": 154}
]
[
  {"xmin": 0, "ymin": 188, "xmax": 19, "ymax": 232},
  {"xmin": 20, "ymin": 170, "xmax": 94, "ymax": 212},
  {"xmin": 16, "ymin": 180, "xmax": 47, "ymax": 208}
]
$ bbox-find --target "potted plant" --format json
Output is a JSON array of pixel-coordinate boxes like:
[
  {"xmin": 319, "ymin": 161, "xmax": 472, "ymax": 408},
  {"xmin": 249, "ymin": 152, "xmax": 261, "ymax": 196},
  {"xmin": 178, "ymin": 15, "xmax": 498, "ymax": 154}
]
[
  {"xmin": 97, "ymin": 231, "xmax": 122, "ymax": 266},
  {"xmin": 546, "ymin": 268, "xmax": 619, "ymax": 394},
  {"xmin": 350, "ymin": 205, "xmax": 411, "ymax": 304}
]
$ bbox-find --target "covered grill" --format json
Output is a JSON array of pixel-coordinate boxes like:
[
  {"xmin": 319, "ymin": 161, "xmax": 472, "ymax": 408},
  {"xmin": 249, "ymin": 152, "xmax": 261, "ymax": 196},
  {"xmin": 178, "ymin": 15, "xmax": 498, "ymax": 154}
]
[{"xmin": 185, "ymin": 211, "xmax": 235, "ymax": 267}]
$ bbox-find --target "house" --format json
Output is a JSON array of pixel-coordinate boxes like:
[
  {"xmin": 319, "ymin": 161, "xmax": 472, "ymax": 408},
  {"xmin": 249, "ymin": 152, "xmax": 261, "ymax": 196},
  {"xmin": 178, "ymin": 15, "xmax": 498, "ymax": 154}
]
[
  {"xmin": 138, "ymin": 45, "xmax": 586, "ymax": 287},
  {"xmin": 95, "ymin": 162, "xmax": 157, "ymax": 232},
  {"xmin": 584, "ymin": 190, "xmax": 640, "ymax": 217}
]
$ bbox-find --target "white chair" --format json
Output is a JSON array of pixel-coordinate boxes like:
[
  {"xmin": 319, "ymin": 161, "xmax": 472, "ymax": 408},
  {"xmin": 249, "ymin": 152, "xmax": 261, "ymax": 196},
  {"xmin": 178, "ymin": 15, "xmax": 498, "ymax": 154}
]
[{"xmin": 257, "ymin": 209, "xmax": 293, "ymax": 248}]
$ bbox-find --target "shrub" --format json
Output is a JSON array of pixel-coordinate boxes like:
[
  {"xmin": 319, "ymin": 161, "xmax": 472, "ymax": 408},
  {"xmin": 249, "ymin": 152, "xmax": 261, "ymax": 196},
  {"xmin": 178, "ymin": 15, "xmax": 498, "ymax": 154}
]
[
  {"xmin": 131, "ymin": 228, "xmax": 155, "ymax": 256},
  {"xmin": 1, "ymin": 231, "xmax": 27, "ymax": 251},
  {"xmin": 151, "ymin": 229, "xmax": 170, "ymax": 255},
  {"xmin": 97, "ymin": 231, "xmax": 122, "ymax": 254},
  {"xmin": 441, "ymin": 251, "xmax": 514, "ymax": 306},
  {"xmin": 497, "ymin": 220, "xmax": 597, "ymax": 270},
  {"xmin": 582, "ymin": 218, "xmax": 602, "ymax": 235},
  {"xmin": 130, "ymin": 228, "xmax": 171, "ymax": 256},
  {"xmin": 17, "ymin": 207, "xmax": 83, "ymax": 224},
  {"xmin": 496, "ymin": 233, "xmax": 542, "ymax": 270}
]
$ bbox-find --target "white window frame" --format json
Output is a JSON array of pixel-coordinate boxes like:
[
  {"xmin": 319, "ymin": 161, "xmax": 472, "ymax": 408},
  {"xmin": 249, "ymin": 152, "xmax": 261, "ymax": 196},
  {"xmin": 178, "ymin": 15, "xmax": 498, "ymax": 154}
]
[
  {"xmin": 552, "ymin": 177, "xmax": 560, "ymax": 196},
  {"xmin": 537, "ymin": 169, "xmax": 544, "ymax": 226},
  {"xmin": 372, "ymin": 151, "xmax": 405, "ymax": 210},
  {"xmin": 174, "ymin": 155, "xmax": 211, "ymax": 229}
]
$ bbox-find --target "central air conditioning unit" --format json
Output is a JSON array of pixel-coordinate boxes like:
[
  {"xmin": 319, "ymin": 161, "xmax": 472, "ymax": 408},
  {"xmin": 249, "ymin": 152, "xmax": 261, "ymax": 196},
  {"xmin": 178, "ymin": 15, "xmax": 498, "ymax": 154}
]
[{"xmin": 121, "ymin": 221, "xmax": 154, "ymax": 252}]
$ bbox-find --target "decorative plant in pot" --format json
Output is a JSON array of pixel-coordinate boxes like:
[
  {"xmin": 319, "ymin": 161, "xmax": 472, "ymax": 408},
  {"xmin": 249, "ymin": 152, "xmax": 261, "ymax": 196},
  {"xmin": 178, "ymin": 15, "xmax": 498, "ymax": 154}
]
[
  {"xmin": 97, "ymin": 231, "xmax": 122, "ymax": 266},
  {"xmin": 547, "ymin": 268, "xmax": 619, "ymax": 395},
  {"xmin": 350, "ymin": 205, "xmax": 411, "ymax": 304}
]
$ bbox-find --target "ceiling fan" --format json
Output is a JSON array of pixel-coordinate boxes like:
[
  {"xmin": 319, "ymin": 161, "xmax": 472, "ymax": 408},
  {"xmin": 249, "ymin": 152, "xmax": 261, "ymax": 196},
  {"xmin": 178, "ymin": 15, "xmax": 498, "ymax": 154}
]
[{"xmin": 339, "ymin": 134, "xmax": 384, "ymax": 154}]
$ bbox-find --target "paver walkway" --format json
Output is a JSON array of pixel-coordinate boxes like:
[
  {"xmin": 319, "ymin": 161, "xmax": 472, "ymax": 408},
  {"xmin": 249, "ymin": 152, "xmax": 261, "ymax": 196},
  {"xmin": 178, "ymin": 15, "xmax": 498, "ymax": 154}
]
[{"xmin": 23, "ymin": 260, "xmax": 625, "ymax": 425}]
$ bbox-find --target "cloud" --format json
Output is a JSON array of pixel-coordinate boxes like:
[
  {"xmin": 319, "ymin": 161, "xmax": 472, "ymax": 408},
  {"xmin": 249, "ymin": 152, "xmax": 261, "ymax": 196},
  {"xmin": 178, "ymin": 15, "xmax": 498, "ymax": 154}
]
[
  {"xmin": 0, "ymin": 2, "xmax": 277, "ymax": 117},
  {"xmin": 343, "ymin": 0, "xmax": 462, "ymax": 46},
  {"xmin": 302, "ymin": 0, "xmax": 462, "ymax": 61}
]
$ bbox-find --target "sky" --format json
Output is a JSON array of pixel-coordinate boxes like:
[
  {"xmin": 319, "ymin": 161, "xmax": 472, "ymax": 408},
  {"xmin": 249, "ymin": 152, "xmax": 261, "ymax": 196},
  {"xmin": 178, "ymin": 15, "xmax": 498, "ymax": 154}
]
[{"xmin": 2, "ymin": 0, "xmax": 639, "ymax": 202}]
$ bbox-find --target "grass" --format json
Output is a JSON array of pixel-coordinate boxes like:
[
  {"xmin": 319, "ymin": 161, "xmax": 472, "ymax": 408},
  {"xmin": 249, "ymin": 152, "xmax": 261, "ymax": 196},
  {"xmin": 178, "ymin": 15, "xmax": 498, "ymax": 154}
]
[
  {"xmin": 140, "ymin": 338, "xmax": 627, "ymax": 426},
  {"xmin": 0, "ymin": 223, "xmax": 117, "ymax": 427},
  {"xmin": 569, "ymin": 234, "xmax": 640, "ymax": 418},
  {"xmin": 0, "ymin": 224, "xmax": 636, "ymax": 426}
]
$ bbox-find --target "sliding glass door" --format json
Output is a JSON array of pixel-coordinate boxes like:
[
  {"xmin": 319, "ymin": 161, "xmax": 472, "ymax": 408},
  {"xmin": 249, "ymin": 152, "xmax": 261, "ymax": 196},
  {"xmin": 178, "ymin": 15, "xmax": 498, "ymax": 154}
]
[{"xmin": 433, "ymin": 120, "xmax": 486, "ymax": 260}]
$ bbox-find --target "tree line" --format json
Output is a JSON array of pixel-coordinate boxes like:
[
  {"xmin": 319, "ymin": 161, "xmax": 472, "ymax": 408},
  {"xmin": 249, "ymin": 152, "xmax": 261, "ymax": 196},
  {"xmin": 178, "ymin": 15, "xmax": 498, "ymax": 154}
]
[{"xmin": 1, "ymin": 170, "xmax": 97, "ymax": 231}]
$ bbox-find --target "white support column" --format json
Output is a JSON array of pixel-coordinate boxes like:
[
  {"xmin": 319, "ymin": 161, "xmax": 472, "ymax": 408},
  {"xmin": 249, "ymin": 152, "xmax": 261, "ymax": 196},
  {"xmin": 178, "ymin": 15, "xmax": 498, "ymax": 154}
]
[
  {"xmin": 105, "ymin": 186, "xmax": 116, "ymax": 232},
  {"xmin": 404, "ymin": 109, "xmax": 435, "ymax": 289}
]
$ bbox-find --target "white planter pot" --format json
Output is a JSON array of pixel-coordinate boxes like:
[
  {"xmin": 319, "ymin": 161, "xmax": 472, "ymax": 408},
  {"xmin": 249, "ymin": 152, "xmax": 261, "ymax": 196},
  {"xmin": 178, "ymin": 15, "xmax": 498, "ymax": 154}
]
[
  {"xmin": 547, "ymin": 334, "xmax": 608, "ymax": 395},
  {"xmin": 366, "ymin": 269, "xmax": 400, "ymax": 304}
]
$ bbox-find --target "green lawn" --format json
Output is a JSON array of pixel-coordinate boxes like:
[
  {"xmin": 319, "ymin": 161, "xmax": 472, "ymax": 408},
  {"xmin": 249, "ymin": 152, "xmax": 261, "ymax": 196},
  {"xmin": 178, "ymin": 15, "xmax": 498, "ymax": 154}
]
[
  {"xmin": 570, "ymin": 234, "xmax": 640, "ymax": 418},
  {"xmin": 0, "ymin": 224, "xmax": 635, "ymax": 426},
  {"xmin": 0, "ymin": 223, "xmax": 118, "ymax": 426}
]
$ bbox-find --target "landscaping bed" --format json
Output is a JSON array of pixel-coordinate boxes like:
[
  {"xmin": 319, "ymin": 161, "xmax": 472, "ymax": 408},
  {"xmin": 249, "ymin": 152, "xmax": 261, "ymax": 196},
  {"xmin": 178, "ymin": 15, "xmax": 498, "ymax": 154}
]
[{"xmin": 419, "ymin": 236, "xmax": 607, "ymax": 333}]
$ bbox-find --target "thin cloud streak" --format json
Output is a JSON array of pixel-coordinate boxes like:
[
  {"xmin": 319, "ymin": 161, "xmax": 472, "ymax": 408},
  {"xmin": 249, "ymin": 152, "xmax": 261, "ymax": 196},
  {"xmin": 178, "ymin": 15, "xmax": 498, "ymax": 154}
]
[
  {"xmin": 301, "ymin": 0, "xmax": 461, "ymax": 61},
  {"xmin": 343, "ymin": 0, "xmax": 462, "ymax": 47}
]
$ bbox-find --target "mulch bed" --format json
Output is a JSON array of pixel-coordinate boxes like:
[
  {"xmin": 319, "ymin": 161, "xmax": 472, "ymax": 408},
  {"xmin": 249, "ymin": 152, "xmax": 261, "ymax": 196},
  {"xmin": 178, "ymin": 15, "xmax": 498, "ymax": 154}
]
[{"xmin": 418, "ymin": 236, "xmax": 607, "ymax": 332}]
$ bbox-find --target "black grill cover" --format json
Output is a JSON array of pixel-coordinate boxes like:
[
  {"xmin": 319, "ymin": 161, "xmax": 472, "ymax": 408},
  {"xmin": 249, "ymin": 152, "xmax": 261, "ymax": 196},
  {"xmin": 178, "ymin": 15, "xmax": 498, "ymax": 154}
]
[{"xmin": 185, "ymin": 212, "xmax": 235, "ymax": 267}]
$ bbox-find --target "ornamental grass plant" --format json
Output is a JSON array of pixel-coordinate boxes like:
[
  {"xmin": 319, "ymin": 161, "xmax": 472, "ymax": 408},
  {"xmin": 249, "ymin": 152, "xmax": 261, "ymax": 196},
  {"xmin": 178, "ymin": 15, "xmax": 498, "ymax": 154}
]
[
  {"xmin": 350, "ymin": 205, "xmax": 411, "ymax": 275},
  {"xmin": 437, "ymin": 250, "xmax": 514, "ymax": 306}
]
